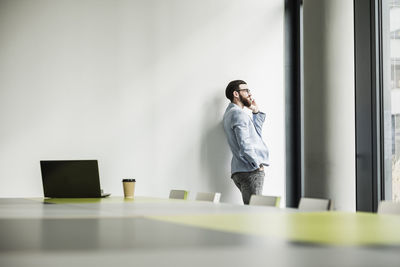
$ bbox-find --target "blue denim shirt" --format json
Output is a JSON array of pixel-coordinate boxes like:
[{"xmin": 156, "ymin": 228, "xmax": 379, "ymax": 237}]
[{"xmin": 223, "ymin": 102, "xmax": 269, "ymax": 174}]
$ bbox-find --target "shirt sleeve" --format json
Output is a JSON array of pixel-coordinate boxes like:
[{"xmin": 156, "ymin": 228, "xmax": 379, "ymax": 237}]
[
  {"xmin": 252, "ymin": 112, "xmax": 266, "ymax": 136},
  {"xmin": 231, "ymin": 112, "xmax": 262, "ymax": 169}
]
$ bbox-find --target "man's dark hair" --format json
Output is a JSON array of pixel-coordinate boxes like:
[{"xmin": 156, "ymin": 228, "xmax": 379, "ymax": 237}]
[{"xmin": 225, "ymin": 80, "xmax": 247, "ymax": 102}]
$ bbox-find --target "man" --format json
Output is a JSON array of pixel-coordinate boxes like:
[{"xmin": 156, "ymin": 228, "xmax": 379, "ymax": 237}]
[{"xmin": 223, "ymin": 80, "xmax": 269, "ymax": 204}]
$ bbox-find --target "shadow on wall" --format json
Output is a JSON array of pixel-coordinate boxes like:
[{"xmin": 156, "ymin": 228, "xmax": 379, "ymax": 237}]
[{"xmin": 200, "ymin": 95, "xmax": 240, "ymax": 204}]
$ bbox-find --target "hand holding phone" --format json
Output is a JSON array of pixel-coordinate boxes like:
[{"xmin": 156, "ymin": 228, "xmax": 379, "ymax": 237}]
[{"xmin": 249, "ymin": 98, "xmax": 259, "ymax": 113}]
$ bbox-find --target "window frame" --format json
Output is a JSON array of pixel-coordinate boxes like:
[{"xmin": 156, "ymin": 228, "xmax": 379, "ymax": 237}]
[{"xmin": 354, "ymin": 0, "xmax": 385, "ymax": 212}]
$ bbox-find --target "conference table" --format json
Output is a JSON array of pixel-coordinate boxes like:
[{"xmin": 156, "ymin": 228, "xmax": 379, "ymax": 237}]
[{"xmin": 1, "ymin": 197, "xmax": 400, "ymax": 267}]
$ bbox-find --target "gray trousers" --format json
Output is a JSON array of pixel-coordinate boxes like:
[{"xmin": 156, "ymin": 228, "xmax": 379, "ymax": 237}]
[{"xmin": 231, "ymin": 169, "xmax": 265, "ymax": 205}]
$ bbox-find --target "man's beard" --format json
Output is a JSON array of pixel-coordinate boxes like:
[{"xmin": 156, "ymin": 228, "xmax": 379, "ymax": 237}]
[{"xmin": 239, "ymin": 94, "xmax": 252, "ymax": 107}]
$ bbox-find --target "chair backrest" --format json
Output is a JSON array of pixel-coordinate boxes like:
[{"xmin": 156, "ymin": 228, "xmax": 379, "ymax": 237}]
[
  {"xmin": 377, "ymin": 201, "xmax": 400, "ymax": 215},
  {"xmin": 195, "ymin": 192, "xmax": 221, "ymax": 203},
  {"xmin": 249, "ymin": 195, "xmax": 281, "ymax": 207},
  {"xmin": 169, "ymin": 190, "xmax": 189, "ymax": 200},
  {"xmin": 298, "ymin": 197, "xmax": 330, "ymax": 211}
]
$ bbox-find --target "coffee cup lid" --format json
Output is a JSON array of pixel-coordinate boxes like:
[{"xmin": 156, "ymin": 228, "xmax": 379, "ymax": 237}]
[{"xmin": 122, "ymin": 178, "xmax": 136, "ymax": 182}]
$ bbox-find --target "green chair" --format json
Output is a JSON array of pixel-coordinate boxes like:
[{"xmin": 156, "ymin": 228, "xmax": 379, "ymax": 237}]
[
  {"xmin": 298, "ymin": 197, "xmax": 331, "ymax": 211},
  {"xmin": 378, "ymin": 201, "xmax": 400, "ymax": 215},
  {"xmin": 249, "ymin": 195, "xmax": 281, "ymax": 207},
  {"xmin": 169, "ymin": 189, "xmax": 189, "ymax": 200},
  {"xmin": 195, "ymin": 192, "xmax": 221, "ymax": 203}
]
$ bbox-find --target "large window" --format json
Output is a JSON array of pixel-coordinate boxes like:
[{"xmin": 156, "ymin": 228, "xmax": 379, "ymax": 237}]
[{"xmin": 383, "ymin": 0, "xmax": 400, "ymax": 201}]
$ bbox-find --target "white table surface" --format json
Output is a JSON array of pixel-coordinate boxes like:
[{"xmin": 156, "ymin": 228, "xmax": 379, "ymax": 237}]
[{"xmin": 0, "ymin": 197, "xmax": 399, "ymax": 267}]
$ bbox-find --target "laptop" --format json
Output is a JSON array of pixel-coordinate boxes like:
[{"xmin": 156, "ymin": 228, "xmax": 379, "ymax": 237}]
[{"xmin": 40, "ymin": 160, "xmax": 110, "ymax": 198}]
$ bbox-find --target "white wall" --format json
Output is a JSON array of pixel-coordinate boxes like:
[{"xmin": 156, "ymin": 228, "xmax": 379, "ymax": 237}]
[
  {"xmin": 303, "ymin": 0, "xmax": 355, "ymax": 211},
  {"xmin": 0, "ymin": 0, "xmax": 285, "ymax": 204}
]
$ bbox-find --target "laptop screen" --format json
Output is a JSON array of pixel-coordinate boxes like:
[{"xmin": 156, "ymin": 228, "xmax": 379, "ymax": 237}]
[{"xmin": 40, "ymin": 160, "xmax": 102, "ymax": 198}]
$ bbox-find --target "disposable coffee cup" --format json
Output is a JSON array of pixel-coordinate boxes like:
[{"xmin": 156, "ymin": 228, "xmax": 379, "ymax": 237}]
[{"xmin": 122, "ymin": 179, "xmax": 136, "ymax": 198}]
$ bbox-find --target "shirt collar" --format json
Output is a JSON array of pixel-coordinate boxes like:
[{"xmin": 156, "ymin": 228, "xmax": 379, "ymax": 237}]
[{"xmin": 228, "ymin": 102, "xmax": 242, "ymax": 110}]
